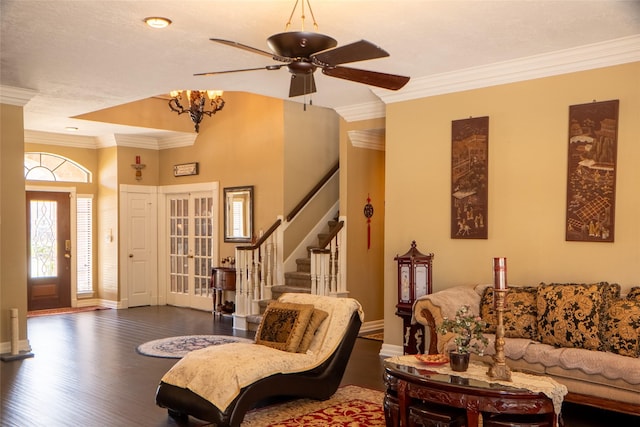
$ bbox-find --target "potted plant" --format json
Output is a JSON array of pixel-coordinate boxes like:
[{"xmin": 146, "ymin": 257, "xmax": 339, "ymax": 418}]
[{"xmin": 436, "ymin": 304, "xmax": 489, "ymax": 371}]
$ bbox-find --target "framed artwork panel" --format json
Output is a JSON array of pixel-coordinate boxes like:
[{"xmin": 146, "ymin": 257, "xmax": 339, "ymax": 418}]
[
  {"xmin": 451, "ymin": 116, "xmax": 489, "ymax": 239},
  {"xmin": 565, "ymin": 100, "xmax": 619, "ymax": 242}
]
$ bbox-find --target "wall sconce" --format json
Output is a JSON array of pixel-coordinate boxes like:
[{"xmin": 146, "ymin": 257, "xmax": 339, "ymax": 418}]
[{"xmin": 132, "ymin": 155, "xmax": 145, "ymax": 181}]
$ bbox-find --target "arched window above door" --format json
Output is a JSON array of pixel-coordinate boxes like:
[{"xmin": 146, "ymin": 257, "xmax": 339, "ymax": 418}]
[{"xmin": 25, "ymin": 152, "xmax": 92, "ymax": 183}]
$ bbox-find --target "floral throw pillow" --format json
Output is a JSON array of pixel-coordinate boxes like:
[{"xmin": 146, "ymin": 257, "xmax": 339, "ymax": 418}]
[
  {"xmin": 480, "ymin": 286, "xmax": 538, "ymax": 340},
  {"xmin": 537, "ymin": 283, "xmax": 607, "ymax": 350},
  {"xmin": 602, "ymin": 299, "xmax": 640, "ymax": 357},
  {"xmin": 627, "ymin": 287, "xmax": 640, "ymax": 302},
  {"xmin": 255, "ymin": 301, "xmax": 315, "ymax": 352}
]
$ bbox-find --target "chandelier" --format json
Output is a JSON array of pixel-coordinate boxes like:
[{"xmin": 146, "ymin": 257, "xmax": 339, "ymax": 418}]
[{"xmin": 168, "ymin": 90, "xmax": 225, "ymax": 133}]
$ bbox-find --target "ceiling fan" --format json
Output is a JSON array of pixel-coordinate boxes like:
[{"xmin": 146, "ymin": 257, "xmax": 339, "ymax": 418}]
[
  {"xmin": 194, "ymin": 0, "xmax": 409, "ymax": 99},
  {"xmin": 196, "ymin": 32, "xmax": 409, "ymax": 98}
]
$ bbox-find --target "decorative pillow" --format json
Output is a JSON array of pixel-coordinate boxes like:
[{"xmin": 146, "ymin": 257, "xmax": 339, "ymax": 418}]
[
  {"xmin": 480, "ymin": 286, "xmax": 538, "ymax": 339},
  {"xmin": 602, "ymin": 299, "xmax": 640, "ymax": 357},
  {"xmin": 297, "ymin": 308, "xmax": 329, "ymax": 353},
  {"xmin": 255, "ymin": 302, "xmax": 315, "ymax": 352},
  {"xmin": 536, "ymin": 283, "xmax": 606, "ymax": 350},
  {"xmin": 627, "ymin": 287, "xmax": 640, "ymax": 302}
]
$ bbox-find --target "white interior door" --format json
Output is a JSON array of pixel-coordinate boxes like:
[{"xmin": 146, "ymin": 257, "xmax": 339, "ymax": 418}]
[
  {"xmin": 164, "ymin": 187, "xmax": 217, "ymax": 311},
  {"xmin": 125, "ymin": 188, "xmax": 158, "ymax": 307}
]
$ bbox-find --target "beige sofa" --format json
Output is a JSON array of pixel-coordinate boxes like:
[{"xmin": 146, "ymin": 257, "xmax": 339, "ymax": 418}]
[{"xmin": 413, "ymin": 283, "xmax": 640, "ymax": 416}]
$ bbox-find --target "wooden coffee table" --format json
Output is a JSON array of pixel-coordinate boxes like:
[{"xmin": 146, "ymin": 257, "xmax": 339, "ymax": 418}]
[{"xmin": 384, "ymin": 360, "xmax": 560, "ymax": 427}]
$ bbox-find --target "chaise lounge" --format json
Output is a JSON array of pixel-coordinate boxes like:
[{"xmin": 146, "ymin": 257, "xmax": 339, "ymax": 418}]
[{"xmin": 155, "ymin": 293, "xmax": 364, "ymax": 426}]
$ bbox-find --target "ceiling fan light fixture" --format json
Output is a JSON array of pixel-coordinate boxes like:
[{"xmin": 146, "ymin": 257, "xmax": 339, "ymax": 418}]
[{"xmin": 144, "ymin": 17, "xmax": 171, "ymax": 29}]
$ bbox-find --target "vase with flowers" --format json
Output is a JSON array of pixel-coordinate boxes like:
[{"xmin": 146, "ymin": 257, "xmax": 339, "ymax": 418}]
[{"xmin": 436, "ymin": 304, "xmax": 489, "ymax": 372}]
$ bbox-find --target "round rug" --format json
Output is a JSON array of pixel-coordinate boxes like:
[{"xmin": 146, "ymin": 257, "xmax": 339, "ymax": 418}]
[{"xmin": 136, "ymin": 335, "xmax": 253, "ymax": 359}]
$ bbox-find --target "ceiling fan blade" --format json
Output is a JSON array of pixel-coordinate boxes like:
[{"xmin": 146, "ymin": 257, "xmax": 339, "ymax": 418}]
[
  {"xmin": 289, "ymin": 73, "xmax": 317, "ymax": 98},
  {"xmin": 322, "ymin": 66, "xmax": 410, "ymax": 90},
  {"xmin": 312, "ymin": 40, "xmax": 389, "ymax": 66},
  {"xmin": 209, "ymin": 38, "xmax": 275, "ymax": 59},
  {"xmin": 194, "ymin": 65, "xmax": 284, "ymax": 76}
]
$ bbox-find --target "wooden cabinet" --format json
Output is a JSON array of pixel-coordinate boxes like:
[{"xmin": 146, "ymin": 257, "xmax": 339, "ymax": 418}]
[{"xmin": 211, "ymin": 267, "xmax": 236, "ymax": 314}]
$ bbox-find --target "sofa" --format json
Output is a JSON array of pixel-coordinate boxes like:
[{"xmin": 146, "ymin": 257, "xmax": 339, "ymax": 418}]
[
  {"xmin": 156, "ymin": 293, "xmax": 363, "ymax": 426},
  {"xmin": 413, "ymin": 282, "xmax": 640, "ymax": 416}
]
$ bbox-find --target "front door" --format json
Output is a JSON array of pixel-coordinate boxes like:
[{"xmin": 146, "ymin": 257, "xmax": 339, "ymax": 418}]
[{"xmin": 26, "ymin": 191, "xmax": 72, "ymax": 311}]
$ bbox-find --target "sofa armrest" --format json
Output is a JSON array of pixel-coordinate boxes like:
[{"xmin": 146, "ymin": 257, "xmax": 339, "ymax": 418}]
[{"xmin": 413, "ymin": 285, "xmax": 485, "ymax": 354}]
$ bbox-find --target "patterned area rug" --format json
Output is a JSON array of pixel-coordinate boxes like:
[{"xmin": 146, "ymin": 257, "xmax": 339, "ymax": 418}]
[
  {"xmin": 136, "ymin": 335, "xmax": 254, "ymax": 359},
  {"xmin": 241, "ymin": 385, "xmax": 385, "ymax": 426},
  {"xmin": 360, "ymin": 331, "xmax": 384, "ymax": 341}
]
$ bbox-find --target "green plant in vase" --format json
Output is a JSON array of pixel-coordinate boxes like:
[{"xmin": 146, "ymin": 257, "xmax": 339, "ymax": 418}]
[{"xmin": 437, "ymin": 304, "xmax": 488, "ymax": 371}]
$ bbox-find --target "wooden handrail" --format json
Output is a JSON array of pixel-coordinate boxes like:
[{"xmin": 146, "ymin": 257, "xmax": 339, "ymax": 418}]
[
  {"xmin": 286, "ymin": 162, "xmax": 339, "ymax": 222},
  {"xmin": 236, "ymin": 218, "xmax": 282, "ymax": 251},
  {"xmin": 313, "ymin": 220, "xmax": 344, "ymax": 250}
]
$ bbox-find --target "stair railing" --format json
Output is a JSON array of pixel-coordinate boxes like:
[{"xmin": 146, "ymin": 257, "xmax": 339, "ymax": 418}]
[
  {"xmin": 310, "ymin": 219, "xmax": 347, "ymax": 297},
  {"xmin": 234, "ymin": 218, "xmax": 282, "ymax": 327}
]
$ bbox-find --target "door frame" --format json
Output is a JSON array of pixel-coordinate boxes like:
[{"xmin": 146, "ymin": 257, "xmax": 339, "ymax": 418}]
[
  {"xmin": 119, "ymin": 184, "xmax": 158, "ymax": 308},
  {"xmin": 25, "ymin": 185, "xmax": 78, "ymax": 308},
  {"xmin": 158, "ymin": 182, "xmax": 219, "ymax": 309}
]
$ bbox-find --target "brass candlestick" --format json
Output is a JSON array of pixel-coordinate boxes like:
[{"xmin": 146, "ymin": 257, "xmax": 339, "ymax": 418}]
[{"xmin": 487, "ymin": 288, "xmax": 512, "ymax": 381}]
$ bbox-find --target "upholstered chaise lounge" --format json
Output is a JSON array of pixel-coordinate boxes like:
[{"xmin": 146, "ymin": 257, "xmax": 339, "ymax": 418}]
[{"xmin": 155, "ymin": 293, "xmax": 364, "ymax": 426}]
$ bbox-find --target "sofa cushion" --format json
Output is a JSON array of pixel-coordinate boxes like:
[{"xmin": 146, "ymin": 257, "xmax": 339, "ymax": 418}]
[
  {"xmin": 480, "ymin": 286, "xmax": 538, "ymax": 340},
  {"xmin": 602, "ymin": 299, "xmax": 640, "ymax": 357},
  {"xmin": 627, "ymin": 287, "xmax": 640, "ymax": 302},
  {"xmin": 537, "ymin": 283, "xmax": 608, "ymax": 350},
  {"xmin": 255, "ymin": 301, "xmax": 314, "ymax": 352},
  {"xmin": 297, "ymin": 308, "xmax": 329, "ymax": 353}
]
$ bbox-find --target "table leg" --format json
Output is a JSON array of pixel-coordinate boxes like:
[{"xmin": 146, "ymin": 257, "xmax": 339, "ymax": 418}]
[
  {"xmin": 467, "ymin": 410, "xmax": 480, "ymax": 427},
  {"xmin": 398, "ymin": 380, "xmax": 409, "ymax": 427}
]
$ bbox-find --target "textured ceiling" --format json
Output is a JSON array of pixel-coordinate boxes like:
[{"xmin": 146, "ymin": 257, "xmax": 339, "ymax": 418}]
[{"xmin": 1, "ymin": 0, "xmax": 639, "ymax": 138}]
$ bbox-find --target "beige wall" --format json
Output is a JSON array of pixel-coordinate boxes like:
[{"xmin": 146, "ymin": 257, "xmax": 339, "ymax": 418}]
[
  {"xmin": 0, "ymin": 103, "xmax": 28, "ymax": 346},
  {"xmin": 341, "ymin": 117, "xmax": 387, "ymax": 323},
  {"xmin": 383, "ymin": 62, "xmax": 640, "ymax": 347}
]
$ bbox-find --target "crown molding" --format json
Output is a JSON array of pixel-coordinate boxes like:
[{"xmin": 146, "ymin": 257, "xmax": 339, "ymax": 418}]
[
  {"xmin": 334, "ymin": 101, "xmax": 386, "ymax": 122},
  {"xmin": 157, "ymin": 133, "xmax": 198, "ymax": 149},
  {"xmin": 374, "ymin": 35, "xmax": 640, "ymax": 105},
  {"xmin": 0, "ymin": 85, "xmax": 38, "ymax": 106},
  {"xmin": 348, "ymin": 129, "xmax": 385, "ymax": 151},
  {"xmin": 24, "ymin": 130, "xmax": 98, "ymax": 148}
]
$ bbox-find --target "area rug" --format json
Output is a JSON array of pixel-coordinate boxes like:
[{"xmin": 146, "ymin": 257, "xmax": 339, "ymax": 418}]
[
  {"xmin": 27, "ymin": 306, "xmax": 110, "ymax": 318},
  {"xmin": 137, "ymin": 335, "xmax": 254, "ymax": 359},
  {"xmin": 360, "ymin": 331, "xmax": 384, "ymax": 342},
  {"xmin": 241, "ymin": 385, "xmax": 385, "ymax": 426}
]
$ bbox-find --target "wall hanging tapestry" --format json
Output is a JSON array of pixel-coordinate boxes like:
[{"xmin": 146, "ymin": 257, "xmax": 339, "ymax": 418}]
[
  {"xmin": 451, "ymin": 116, "xmax": 489, "ymax": 239},
  {"xmin": 565, "ymin": 100, "xmax": 619, "ymax": 242}
]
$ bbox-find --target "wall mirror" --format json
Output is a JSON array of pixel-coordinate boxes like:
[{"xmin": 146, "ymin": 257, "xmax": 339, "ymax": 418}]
[{"xmin": 224, "ymin": 186, "xmax": 253, "ymax": 243}]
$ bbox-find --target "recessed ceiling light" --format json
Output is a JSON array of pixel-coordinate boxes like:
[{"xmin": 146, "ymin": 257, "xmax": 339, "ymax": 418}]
[
  {"xmin": 65, "ymin": 127, "xmax": 78, "ymax": 132},
  {"xmin": 144, "ymin": 17, "xmax": 172, "ymax": 29}
]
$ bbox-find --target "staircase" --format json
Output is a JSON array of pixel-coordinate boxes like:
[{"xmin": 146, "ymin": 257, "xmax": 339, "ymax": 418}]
[{"xmin": 247, "ymin": 217, "xmax": 341, "ymax": 329}]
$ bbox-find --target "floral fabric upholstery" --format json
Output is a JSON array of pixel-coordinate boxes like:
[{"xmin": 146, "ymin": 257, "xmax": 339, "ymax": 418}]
[
  {"xmin": 602, "ymin": 299, "xmax": 640, "ymax": 357},
  {"xmin": 480, "ymin": 286, "xmax": 538, "ymax": 340},
  {"xmin": 536, "ymin": 282, "xmax": 618, "ymax": 351},
  {"xmin": 255, "ymin": 301, "xmax": 315, "ymax": 352},
  {"xmin": 627, "ymin": 287, "xmax": 640, "ymax": 302}
]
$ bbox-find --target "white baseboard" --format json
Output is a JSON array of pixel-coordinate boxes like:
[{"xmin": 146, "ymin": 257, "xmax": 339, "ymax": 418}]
[
  {"xmin": 0, "ymin": 339, "xmax": 32, "ymax": 356},
  {"xmin": 379, "ymin": 343, "xmax": 403, "ymax": 358},
  {"xmin": 359, "ymin": 319, "xmax": 383, "ymax": 334}
]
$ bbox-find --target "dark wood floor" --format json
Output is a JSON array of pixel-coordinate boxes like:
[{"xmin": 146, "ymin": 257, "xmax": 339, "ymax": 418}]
[{"xmin": 1, "ymin": 306, "xmax": 637, "ymax": 426}]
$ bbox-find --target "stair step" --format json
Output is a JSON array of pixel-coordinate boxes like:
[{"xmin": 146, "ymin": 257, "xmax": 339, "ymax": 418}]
[{"xmin": 295, "ymin": 258, "xmax": 310, "ymax": 273}]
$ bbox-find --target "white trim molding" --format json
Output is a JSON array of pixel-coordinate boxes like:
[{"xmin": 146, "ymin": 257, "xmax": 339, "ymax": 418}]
[
  {"xmin": 0, "ymin": 85, "xmax": 38, "ymax": 106},
  {"xmin": 375, "ymin": 35, "xmax": 640, "ymax": 105},
  {"xmin": 348, "ymin": 128, "xmax": 385, "ymax": 151}
]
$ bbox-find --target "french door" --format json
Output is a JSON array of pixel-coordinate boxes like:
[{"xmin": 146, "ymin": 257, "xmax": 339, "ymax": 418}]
[
  {"xmin": 164, "ymin": 188, "xmax": 218, "ymax": 311},
  {"xmin": 26, "ymin": 191, "xmax": 72, "ymax": 310}
]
